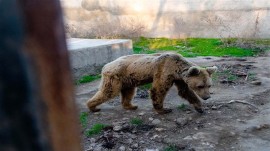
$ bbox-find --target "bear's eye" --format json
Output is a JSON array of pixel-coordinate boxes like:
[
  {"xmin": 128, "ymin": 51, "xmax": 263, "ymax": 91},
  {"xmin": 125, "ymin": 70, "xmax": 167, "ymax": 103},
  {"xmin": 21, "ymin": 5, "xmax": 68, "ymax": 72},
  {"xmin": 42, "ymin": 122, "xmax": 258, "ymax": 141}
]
[{"xmin": 197, "ymin": 85, "xmax": 204, "ymax": 89}]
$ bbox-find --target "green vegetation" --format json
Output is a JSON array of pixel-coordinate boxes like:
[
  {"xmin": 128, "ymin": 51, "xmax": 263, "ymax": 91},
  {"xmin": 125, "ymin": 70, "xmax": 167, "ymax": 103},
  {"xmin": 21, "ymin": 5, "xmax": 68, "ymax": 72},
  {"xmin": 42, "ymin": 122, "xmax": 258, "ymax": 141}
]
[
  {"xmin": 76, "ymin": 74, "xmax": 101, "ymax": 84},
  {"xmin": 177, "ymin": 103, "xmax": 187, "ymax": 111},
  {"xmin": 139, "ymin": 83, "xmax": 152, "ymax": 90},
  {"xmin": 247, "ymin": 72, "xmax": 257, "ymax": 81},
  {"xmin": 163, "ymin": 145, "xmax": 179, "ymax": 151},
  {"xmin": 212, "ymin": 69, "xmax": 238, "ymax": 82},
  {"xmin": 85, "ymin": 123, "xmax": 107, "ymax": 137},
  {"xmin": 130, "ymin": 117, "xmax": 143, "ymax": 125},
  {"xmin": 133, "ymin": 37, "xmax": 270, "ymax": 57},
  {"xmin": 79, "ymin": 112, "xmax": 89, "ymax": 128}
]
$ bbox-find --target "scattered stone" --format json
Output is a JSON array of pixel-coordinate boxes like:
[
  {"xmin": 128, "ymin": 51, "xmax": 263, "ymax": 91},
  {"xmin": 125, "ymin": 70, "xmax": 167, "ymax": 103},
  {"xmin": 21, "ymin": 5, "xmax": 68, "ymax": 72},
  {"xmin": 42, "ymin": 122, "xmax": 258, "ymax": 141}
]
[
  {"xmin": 119, "ymin": 146, "xmax": 126, "ymax": 151},
  {"xmin": 89, "ymin": 138, "xmax": 96, "ymax": 143},
  {"xmin": 138, "ymin": 112, "xmax": 145, "ymax": 116},
  {"xmin": 122, "ymin": 117, "xmax": 129, "ymax": 121},
  {"xmin": 152, "ymin": 119, "xmax": 161, "ymax": 125},
  {"xmin": 150, "ymin": 134, "xmax": 159, "ymax": 140},
  {"xmin": 130, "ymin": 143, "xmax": 139, "ymax": 149},
  {"xmin": 140, "ymin": 140, "xmax": 145, "ymax": 144},
  {"xmin": 113, "ymin": 125, "xmax": 122, "ymax": 132},
  {"xmin": 176, "ymin": 118, "xmax": 188, "ymax": 127},
  {"xmin": 237, "ymin": 119, "xmax": 246, "ymax": 123},
  {"xmin": 93, "ymin": 145, "xmax": 102, "ymax": 151},
  {"xmin": 127, "ymin": 138, "xmax": 133, "ymax": 144},
  {"xmin": 146, "ymin": 149, "xmax": 159, "ymax": 151},
  {"xmin": 155, "ymin": 128, "xmax": 165, "ymax": 132},
  {"xmin": 114, "ymin": 133, "xmax": 121, "ymax": 138},
  {"xmin": 250, "ymin": 80, "xmax": 262, "ymax": 85},
  {"xmin": 186, "ymin": 110, "xmax": 192, "ymax": 114},
  {"xmin": 149, "ymin": 117, "xmax": 154, "ymax": 121},
  {"xmin": 183, "ymin": 135, "xmax": 193, "ymax": 140},
  {"xmin": 211, "ymin": 105, "xmax": 218, "ymax": 110}
]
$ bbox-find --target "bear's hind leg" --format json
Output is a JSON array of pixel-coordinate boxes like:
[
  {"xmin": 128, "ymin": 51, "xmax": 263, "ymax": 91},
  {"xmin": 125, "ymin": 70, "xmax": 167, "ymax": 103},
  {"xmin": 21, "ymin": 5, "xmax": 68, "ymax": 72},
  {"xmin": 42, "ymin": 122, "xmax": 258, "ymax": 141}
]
[
  {"xmin": 86, "ymin": 76, "xmax": 121, "ymax": 112},
  {"xmin": 121, "ymin": 87, "xmax": 138, "ymax": 110}
]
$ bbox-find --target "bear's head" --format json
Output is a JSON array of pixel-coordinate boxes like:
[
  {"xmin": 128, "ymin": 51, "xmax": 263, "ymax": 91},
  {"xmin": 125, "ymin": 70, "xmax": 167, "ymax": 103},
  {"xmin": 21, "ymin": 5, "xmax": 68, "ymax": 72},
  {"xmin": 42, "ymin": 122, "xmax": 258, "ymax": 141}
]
[{"xmin": 185, "ymin": 66, "xmax": 217, "ymax": 100}]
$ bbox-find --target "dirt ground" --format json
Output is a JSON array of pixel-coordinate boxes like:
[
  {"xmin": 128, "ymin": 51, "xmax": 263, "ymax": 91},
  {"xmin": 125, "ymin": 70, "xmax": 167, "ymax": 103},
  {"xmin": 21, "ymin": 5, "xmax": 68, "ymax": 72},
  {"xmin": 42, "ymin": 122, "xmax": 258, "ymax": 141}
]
[{"xmin": 75, "ymin": 52, "xmax": 270, "ymax": 151}]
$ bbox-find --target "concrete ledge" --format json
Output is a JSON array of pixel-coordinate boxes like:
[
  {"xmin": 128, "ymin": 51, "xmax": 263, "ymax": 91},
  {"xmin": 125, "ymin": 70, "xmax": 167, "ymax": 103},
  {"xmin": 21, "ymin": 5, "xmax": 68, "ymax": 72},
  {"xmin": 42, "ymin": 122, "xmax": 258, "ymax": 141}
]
[{"xmin": 67, "ymin": 38, "xmax": 133, "ymax": 79}]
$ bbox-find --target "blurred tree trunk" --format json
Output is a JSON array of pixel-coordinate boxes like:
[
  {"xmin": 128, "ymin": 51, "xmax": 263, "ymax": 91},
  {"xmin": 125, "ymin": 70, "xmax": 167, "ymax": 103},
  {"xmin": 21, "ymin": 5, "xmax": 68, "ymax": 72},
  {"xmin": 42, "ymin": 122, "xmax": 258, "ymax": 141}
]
[{"xmin": 0, "ymin": 0, "xmax": 81, "ymax": 151}]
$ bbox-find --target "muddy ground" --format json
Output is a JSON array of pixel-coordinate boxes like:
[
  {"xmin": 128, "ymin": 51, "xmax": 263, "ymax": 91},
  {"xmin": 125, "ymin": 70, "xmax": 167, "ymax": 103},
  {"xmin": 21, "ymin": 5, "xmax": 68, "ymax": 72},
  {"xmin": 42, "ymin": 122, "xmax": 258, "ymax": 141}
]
[{"xmin": 75, "ymin": 53, "xmax": 270, "ymax": 151}]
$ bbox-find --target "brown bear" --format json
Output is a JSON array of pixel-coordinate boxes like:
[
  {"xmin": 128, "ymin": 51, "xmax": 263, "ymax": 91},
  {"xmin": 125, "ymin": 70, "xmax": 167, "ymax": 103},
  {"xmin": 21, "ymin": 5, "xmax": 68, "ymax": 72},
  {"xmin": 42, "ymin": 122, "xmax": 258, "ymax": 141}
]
[{"xmin": 86, "ymin": 53, "xmax": 217, "ymax": 114}]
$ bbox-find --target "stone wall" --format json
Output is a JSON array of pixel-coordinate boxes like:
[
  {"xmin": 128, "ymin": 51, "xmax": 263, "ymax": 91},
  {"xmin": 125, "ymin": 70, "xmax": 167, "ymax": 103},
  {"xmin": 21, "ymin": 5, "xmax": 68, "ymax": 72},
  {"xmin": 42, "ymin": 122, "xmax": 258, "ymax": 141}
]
[{"xmin": 61, "ymin": 0, "xmax": 270, "ymax": 38}]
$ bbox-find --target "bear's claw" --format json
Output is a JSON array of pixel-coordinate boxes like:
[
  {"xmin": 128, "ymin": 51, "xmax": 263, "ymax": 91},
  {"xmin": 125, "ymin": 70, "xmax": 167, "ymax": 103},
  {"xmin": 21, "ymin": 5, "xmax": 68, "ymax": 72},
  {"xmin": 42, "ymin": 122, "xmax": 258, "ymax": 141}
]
[
  {"xmin": 89, "ymin": 108, "xmax": 101, "ymax": 112},
  {"xmin": 195, "ymin": 108, "xmax": 204, "ymax": 114},
  {"xmin": 156, "ymin": 108, "xmax": 172, "ymax": 114}
]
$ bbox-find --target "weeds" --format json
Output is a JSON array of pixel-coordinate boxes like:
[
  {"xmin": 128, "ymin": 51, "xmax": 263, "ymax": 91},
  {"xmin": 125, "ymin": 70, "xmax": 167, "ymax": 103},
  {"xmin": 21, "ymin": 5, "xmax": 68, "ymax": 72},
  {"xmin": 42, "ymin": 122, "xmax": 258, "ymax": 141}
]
[
  {"xmin": 133, "ymin": 37, "xmax": 270, "ymax": 57},
  {"xmin": 85, "ymin": 123, "xmax": 107, "ymax": 137},
  {"xmin": 76, "ymin": 74, "xmax": 101, "ymax": 84},
  {"xmin": 177, "ymin": 103, "xmax": 187, "ymax": 111},
  {"xmin": 139, "ymin": 83, "xmax": 152, "ymax": 90},
  {"xmin": 80, "ymin": 112, "xmax": 88, "ymax": 128},
  {"xmin": 130, "ymin": 118, "xmax": 143, "ymax": 126}
]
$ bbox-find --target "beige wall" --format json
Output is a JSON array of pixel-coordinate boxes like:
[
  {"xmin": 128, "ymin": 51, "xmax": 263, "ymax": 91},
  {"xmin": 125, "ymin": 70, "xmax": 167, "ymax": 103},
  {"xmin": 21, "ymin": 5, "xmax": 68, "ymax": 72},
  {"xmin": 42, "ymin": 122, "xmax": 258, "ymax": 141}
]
[{"xmin": 61, "ymin": 0, "xmax": 270, "ymax": 38}]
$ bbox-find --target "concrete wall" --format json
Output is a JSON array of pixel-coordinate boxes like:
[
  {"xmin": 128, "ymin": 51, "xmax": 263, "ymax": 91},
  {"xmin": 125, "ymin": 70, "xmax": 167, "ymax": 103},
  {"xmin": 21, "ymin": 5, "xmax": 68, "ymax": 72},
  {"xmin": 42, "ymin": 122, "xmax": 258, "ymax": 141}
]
[
  {"xmin": 61, "ymin": 0, "xmax": 270, "ymax": 38},
  {"xmin": 67, "ymin": 38, "xmax": 132, "ymax": 79}
]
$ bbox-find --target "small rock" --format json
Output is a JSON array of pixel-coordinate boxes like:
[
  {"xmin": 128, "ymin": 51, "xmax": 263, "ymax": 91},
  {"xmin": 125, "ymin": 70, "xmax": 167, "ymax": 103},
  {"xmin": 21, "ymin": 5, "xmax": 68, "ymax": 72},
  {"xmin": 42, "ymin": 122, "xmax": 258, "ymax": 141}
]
[
  {"xmin": 119, "ymin": 146, "xmax": 126, "ymax": 151},
  {"xmin": 146, "ymin": 149, "xmax": 159, "ymax": 151},
  {"xmin": 150, "ymin": 134, "xmax": 159, "ymax": 140},
  {"xmin": 186, "ymin": 110, "xmax": 192, "ymax": 114},
  {"xmin": 130, "ymin": 143, "xmax": 139, "ymax": 149},
  {"xmin": 113, "ymin": 125, "xmax": 122, "ymax": 132},
  {"xmin": 114, "ymin": 133, "xmax": 121, "ymax": 138},
  {"xmin": 211, "ymin": 105, "xmax": 218, "ymax": 110},
  {"xmin": 149, "ymin": 117, "xmax": 154, "ymax": 121},
  {"xmin": 152, "ymin": 119, "xmax": 161, "ymax": 125},
  {"xmin": 183, "ymin": 135, "xmax": 193, "ymax": 140},
  {"xmin": 122, "ymin": 117, "xmax": 129, "ymax": 121},
  {"xmin": 138, "ymin": 112, "xmax": 145, "ymax": 116},
  {"xmin": 236, "ymin": 119, "xmax": 246, "ymax": 123},
  {"xmin": 155, "ymin": 128, "xmax": 165, "ymax": 132},
  {"xmin": 93, "ymin": 145, "xmax": 102, "ymax": 151},
  {"xmin": 176, "ymin": 118, "xmax": 188, "ymax": 127},
  {"xmin": 89, "ymin": 138, "xmax": 96, "ymax": 143},
  {"xmin": 250, "ymin": 80, "xmax": 261, "ymax": 85},
  {"xmin": 140, "ymin": 140, "xmax": 145, "ymax": 144}
]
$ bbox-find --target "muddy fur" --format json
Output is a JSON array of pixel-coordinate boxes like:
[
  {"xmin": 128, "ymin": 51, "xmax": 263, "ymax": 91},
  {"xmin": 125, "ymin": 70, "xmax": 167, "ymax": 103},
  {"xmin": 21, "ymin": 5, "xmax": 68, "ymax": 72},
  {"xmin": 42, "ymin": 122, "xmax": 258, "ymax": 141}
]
[{"xmin": 86, "ymin": 53, "xmax": 217, "ymax": 114}]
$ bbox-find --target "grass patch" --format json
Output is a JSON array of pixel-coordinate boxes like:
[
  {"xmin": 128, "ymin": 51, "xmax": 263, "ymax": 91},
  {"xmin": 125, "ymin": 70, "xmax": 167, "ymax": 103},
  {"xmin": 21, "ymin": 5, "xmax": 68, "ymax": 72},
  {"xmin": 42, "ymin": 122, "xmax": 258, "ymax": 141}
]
[
  {"xmin": 212, "ymin": 69, "xmax": 238, "ymax": 82},
  {"xmin": 248, "ymin": 72, "xmax": 257, "ymax": 81},
  {"xmin": 130, "ymin": 118, "xmax": 143, "ymax": 125},
  {"xmin": 133, "ymin": 37, "xmax": 270, "ymax": 57},
  {"xmin": 139, "ymin": 83, "xmax": 152, "ymax": 90},
  {"xmin": 163, "ymin": 145, "xmax": 179, "ymax": 151},
  {"xmin": 79, "ymin": 112, "xmax": 88, "ymax": 128},
  {"xmin": 85, "ymin": 123, "xmax": 107, "ymax": 137},
  {"xmin": 76, "ymin": 74, "xmax": 101, "ymax": 84},
  {"xmin": 177, "ymin": 103, "xmax": 187, "ymax": 111}
]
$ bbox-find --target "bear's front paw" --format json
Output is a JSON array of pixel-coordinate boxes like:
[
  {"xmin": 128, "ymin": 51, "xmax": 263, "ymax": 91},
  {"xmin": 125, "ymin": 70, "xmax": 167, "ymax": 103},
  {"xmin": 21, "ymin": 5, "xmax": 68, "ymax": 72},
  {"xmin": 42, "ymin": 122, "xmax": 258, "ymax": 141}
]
[
  {"xmin": 156, "ymin": 108, "xmax": 172, "ymax": 114},
  {"xmin": 123, "ymin": 105, "xmax": 138, "ymax": 110},
  {"xmin": 89, "ymin": 107, "xmax": 101, "ymax": 112},
  {"xmin": 195, "ymin": 107, "xmax": 204, "ymax": 114}
]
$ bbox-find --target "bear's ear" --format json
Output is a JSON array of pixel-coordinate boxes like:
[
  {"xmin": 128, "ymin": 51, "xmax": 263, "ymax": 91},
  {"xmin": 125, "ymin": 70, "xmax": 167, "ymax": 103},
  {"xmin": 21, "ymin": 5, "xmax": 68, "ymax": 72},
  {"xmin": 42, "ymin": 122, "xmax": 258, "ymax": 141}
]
[
  {"xmin": 187, "ymin": 66, "xmax": 200, "ymax": 76},
  {"xmin": 206, "ymin": 66, "xmax": 218, "ymax": 75}
]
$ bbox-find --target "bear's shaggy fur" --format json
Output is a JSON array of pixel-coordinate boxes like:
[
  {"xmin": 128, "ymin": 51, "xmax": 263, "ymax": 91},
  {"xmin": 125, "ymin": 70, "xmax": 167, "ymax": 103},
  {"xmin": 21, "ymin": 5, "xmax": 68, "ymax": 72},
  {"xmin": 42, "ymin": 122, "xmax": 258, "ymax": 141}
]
[{"xmin": 86, "ymin": 53, "xmax": 217, "ymax": 114}]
